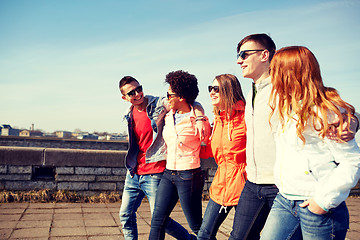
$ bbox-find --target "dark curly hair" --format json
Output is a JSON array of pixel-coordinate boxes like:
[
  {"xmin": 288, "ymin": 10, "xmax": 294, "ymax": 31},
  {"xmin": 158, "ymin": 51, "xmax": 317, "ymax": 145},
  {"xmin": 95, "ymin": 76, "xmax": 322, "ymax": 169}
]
[{"xmin": 165, "ymin": 70, "xmax": 199, "ymax": 105}]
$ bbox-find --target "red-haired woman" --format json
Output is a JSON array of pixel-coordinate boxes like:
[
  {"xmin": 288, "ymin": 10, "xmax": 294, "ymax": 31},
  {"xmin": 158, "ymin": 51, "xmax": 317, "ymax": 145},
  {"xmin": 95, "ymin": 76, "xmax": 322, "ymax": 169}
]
[{"xmin": 260, "ymin": 46, "xmax": 360, "ymax": 240}]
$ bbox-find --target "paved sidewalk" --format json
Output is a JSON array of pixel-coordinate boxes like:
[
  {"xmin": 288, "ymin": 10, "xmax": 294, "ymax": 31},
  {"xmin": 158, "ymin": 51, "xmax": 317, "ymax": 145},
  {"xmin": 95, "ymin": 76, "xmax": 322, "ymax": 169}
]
[{"xmin": 0, "ymin": 197, "xmax": 359, "ymax": 239}]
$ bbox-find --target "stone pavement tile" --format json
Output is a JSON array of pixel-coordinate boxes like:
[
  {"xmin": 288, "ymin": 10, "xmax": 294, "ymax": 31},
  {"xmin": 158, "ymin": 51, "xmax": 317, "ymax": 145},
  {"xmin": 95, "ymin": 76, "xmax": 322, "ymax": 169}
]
[
  {"xmin": 346, "ymin": 197, "xmax": 360, "ymax": 240},
  {"xmin": 106, "ymin": 203, "xmax": 120, "ymax": 208},
  {"xmin": 25, "ymin": 208, "xmax": 54, "ymax": 214},
  {"xmin": 16, "ymin": 220, "xmax": 52, "ymax": 229},
  {"xmin": 81, "ymin": 203, "xmax": 107, "ymax": 208},
  {"xmin": 10, "ymin": 237, "xmax": 48, "ymax": 240},
  {"xmin": 350, "ymin": 214, "xmax": 360, "ymax": 222},
  {"xmin": 166, "ymin": 235, "xmax": 177, "ymax": 240},
  {"xmin": 0, "ymin": 214, "xmax": 22, "ymax": 221},
  {"xmin": 214, "ymin": 232, "xmax": 231, "ymax": 240},
  {"xmin": 137, "ymin": 203, "xmax": 151, "ymax": 212},
  {"xmin": 83, "ymin": 213, "xmax": 113, "ymax": 220},
  {"xmin": 50, "ymin": 237, "xmax": 87, "ymax": 240},
  {"xmin": 0, "ymin": 203, "xmax": 29, "ymax": 209},
  {"xmin": 0, "ymin": 208, "xmax": 25, "ymax": 214},
  {"xmin": 55, "ymin": 208, "xmax": 82, "ymax": 214},
  {"xmin": 85, "ymin": 226, "xmax": 121, "ymax": 236},
  {"xmin": 53, "ymin": 213, "xmax": 83, "ymax": 220},
  {"xmin": 138, "ymin": 210, "xmax": 152, "ymax": 217},
  {"xmin": 106, "ymin": 203, "xmax": 120, "ymax": 206},
  {"xmin": 111, "ymin": 212, "xmax": 120, "ymax": 220},
  {"xmin": 28, "ymin": 203, "xmax": 56, "ymax": 209},
  {"xmin": 169, "ymin": 211, "xmax": 185, "ymax": 219},
  {"xmin": 50, "ymin": 227, "xmax": 87, "ymax": 237},
  {"xmin": 346, "ymin": 229, "xmax": 360, "ymax": 240},
  {"xmin": 11, "ymin": 227, "xmax": 49, "ymax": 239},
  {"xmin": 88, "ymin": 235, "xmax": 124, "ymax": 240},
  {"xmin": 138, "ymin": 222, "xmax": 152, "ymax": 231},
  {"xmin": 139, "ymin": 232, "xmax": 152, "ymax": 239},
  {"xmin": 21, "ymin": 213, "xmax": 52, "ymax": 221},
  {"xmin": 52, "ymin": 219, "xmax": 85, "ymax": 228},
  {"xmin": 55, "ymin": 203, "xmax": 83, "ymax": 208},
  {"xmin": 82, "ymin": 207, "xmax": 109, "ymax": 213},
  {"xmin": 0, "ymin": 229, "xmax": 12, "ymax": 239},
  {"xmin": 137, "ymin": 221, "xmax": 150, "ymax": 229},
  {"xmin": 0, "ymin": 221, "xmax": 17, "ymax": 228},
  {"xmin": 84, "ymin": 219, "xmax": 117, "ymax": 227},
  {"xmin": 107, "ymin": 207, "xmax": 119, "ymax": 212}
]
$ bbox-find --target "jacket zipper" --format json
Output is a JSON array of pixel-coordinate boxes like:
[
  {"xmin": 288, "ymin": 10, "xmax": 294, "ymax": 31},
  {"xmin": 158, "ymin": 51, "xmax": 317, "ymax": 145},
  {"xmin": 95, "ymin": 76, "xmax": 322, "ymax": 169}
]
[
  {"xmin": 221, "ymin": 118, "xmax": 227, "ymax": 207},
  {"xmin": 252, "ymin": 90, "xmax": 257, "ymax": 181},
  {"xmin": 179, "ymin": 141, "xmax": 196, "ymax": 151}
]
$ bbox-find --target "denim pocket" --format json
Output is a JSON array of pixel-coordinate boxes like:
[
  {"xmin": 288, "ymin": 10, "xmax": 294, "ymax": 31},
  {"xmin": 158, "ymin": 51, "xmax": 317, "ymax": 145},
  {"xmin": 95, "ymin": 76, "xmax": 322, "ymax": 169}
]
[
  {"xmin": 179, "ymin": 171, "xmax": 193, "ymax": 181},
  {"xmin": 305, "ymin": 206, "xmax": 328, "ymax": 217}
]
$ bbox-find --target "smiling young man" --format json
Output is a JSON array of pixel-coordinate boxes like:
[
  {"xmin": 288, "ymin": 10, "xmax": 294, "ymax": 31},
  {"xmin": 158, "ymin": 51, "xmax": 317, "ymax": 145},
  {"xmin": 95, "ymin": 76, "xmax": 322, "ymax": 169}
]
[
  {"xmin": 228, "ymin": 33, "xmax": 279, "ymax": 240},
  {"xmin": 118, "ymin": 76, "xmax": 209, "ymax": 240}
]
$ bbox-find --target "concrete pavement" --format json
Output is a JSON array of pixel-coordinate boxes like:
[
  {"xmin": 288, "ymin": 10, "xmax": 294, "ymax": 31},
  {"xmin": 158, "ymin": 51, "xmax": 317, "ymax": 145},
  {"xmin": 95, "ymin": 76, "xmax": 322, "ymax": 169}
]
[{"xmin": 0, "ymin": 197, "xmax": 359, "ymax": 240}]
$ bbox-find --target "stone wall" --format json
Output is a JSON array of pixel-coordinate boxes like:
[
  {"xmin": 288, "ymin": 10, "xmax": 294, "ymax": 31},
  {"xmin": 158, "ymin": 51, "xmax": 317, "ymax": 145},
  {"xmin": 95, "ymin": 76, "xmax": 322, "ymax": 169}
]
[
  {"xmin": 0, "ymin": 146, "xmax": 359, "ymax": 197},
  {"xmin": 0, "ymin": 136, "xmax": 128, "ymax": 151},
  {"xmin": 0, "ymin": 146, "xmax": 217, "ymax": 197}
]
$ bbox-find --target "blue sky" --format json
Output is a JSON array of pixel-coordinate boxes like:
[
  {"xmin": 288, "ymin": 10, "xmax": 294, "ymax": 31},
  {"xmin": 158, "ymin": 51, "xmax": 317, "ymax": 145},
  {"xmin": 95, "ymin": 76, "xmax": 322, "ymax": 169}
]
[{"xmin": 1, "ymin": 0, "xmax": 359, "ymax": 135}]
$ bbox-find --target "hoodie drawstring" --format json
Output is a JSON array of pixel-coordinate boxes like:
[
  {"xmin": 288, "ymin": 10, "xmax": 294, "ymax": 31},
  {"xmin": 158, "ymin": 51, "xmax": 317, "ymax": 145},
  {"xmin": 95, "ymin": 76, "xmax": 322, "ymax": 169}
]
[
  {"xmin": 219, "ymin": 205, "xmax": 228, "ymax": 214},
  {"xmin": 228, "ymin": 121, "xmax": 231, "ymax": 141},
  {"xmin": 227, "ymin": 113, "xmax": 233, "ymax": 141},
  {"xmin": 209, "ymin": 120, "xmax": 217, "ymax": 141}
]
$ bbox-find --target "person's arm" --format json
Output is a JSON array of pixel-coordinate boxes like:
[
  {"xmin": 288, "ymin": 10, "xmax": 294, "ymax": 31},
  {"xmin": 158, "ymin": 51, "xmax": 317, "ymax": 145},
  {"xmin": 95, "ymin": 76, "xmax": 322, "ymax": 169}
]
[
  {"xmin": 299, "ymin": 198, "xmax": 327, "ymax": 215},
  {"xmin": 326, "ymin": 112, "xmax": 359, "ymax": 142},
  {"xmin": 162, "ymin": 97, "xmax": 211, "ymax": 141},
  {"xmin": 193, "ymin": 102, "xmax": 211, "ymax": 143},
  {"xmin": 305, "ymin": 138, "xmax": 360, "ymax": 213}
]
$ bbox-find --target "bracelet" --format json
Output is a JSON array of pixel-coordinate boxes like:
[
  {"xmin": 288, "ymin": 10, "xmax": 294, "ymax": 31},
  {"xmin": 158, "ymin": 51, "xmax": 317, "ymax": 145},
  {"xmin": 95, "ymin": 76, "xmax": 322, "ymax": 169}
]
[{"xmin": 195, "ymin": 116, "xmax": 208, "ymax": 122}]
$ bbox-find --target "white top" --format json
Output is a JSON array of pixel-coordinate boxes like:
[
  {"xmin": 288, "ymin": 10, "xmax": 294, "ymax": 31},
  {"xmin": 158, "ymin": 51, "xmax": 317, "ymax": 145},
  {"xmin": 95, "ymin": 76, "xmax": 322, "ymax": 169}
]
[
  {"xmin": 274, "ymin": 111, "xmax": 360, "ymax": 210},
  {"xmin": 245, "ymin": 77, "xmax": 278, "ymax": 184}
]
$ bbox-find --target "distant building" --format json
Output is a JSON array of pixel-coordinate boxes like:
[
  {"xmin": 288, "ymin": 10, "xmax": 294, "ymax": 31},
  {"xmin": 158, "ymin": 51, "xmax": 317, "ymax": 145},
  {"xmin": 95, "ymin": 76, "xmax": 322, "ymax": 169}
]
[
  {"xmin": 31, "ymin": 130, "xmax": 43, "ymax": 137},
  {"xmin": 43, "ymin": 132, "xmax": 57, "ymax": 138},
  {"xmin": 19, "ymin": 130, "xmax": 30, "ymax": 137},
  {"xmin": 19, "ymin": 129, "xmax": 43, "ymax": 137},
  {"xmin": 110, "ymin": 134, "xmax": 127, "ymax": 141},
  {"xmin": 77, "ymin": 133, "xmax": 99, "ymax": 140},
  {"xmin": 1, "ymin": 124, "xmax": 19, "ymax": 136},
  {"xmin": 55, "ymin": 131, "xmax": 73, "ymax": 138}
]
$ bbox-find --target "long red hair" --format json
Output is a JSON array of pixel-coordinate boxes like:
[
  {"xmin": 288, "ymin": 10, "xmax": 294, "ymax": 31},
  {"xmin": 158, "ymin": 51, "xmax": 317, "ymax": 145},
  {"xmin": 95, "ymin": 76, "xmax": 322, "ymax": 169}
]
[{"xmin": 269, "ymin": 46, "xmax": 355, "ymax": 143}]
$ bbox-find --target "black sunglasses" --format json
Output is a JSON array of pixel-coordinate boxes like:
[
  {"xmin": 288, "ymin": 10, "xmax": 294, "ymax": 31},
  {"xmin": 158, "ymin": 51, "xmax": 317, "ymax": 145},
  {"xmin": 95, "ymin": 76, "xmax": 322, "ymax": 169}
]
[
  {"xmin": 237, "ymin": 49, "xmax": 265, "ymax": 60},
  {"xmin": 127, "ymin": 85, "xmax": 143, "ymax": 97},
  {"xmin": 208, "ymin": 86, "xmax": 220, "ymax": 93},
  {"xmin": 167, "ymin": 92, "xmax": 177, "ymax": 100}
]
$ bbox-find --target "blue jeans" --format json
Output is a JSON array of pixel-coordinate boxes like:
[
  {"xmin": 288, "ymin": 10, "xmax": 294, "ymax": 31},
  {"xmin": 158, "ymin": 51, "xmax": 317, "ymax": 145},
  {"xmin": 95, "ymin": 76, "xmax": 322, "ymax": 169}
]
[
  {"xmin": 149, "ymin": 168, "xmax": 205, "ymax": 240},
  {"xmin": 229, "ymin": 180, "xmax": 279, "ymax": 240},
  {"xmin": 119, "ymin": 172, "xmax": 190, "ymax": 240},
  {"xmin": 197, "ymin": 198, "xmax": 235, "ymax": 240},
  {"xmin": 260, "ymin": 194, "xmax": 349, "ymax": 240}
]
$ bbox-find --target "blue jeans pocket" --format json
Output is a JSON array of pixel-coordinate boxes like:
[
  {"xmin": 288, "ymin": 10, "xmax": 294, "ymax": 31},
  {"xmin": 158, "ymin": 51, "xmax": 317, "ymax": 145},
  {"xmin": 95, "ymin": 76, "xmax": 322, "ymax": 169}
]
[
  {"xmin": 179, "ymin": 171, "xmax": 193, "ymax": 181},
  {"xmin": 305, "ymin": 206, "xmax": 329, "ymax": 217},
  {"xmin": 299, "ymin": 201, "xmax": 349, "ymax": 239}
]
